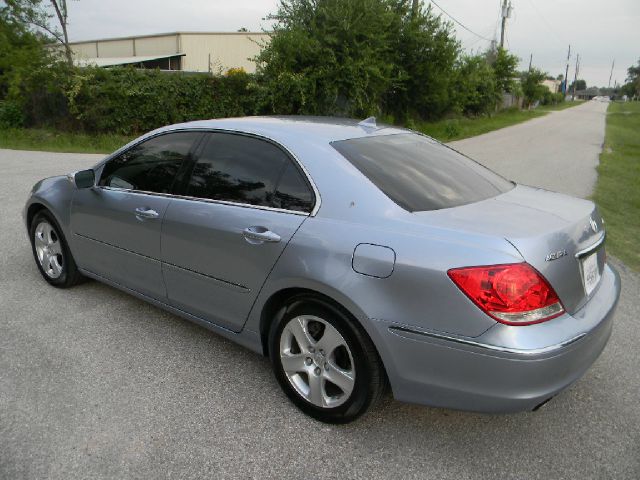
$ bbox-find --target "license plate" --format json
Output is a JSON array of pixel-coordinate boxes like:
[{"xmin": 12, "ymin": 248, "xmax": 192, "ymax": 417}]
[{"xmin": 581, "ymin": 252, "xmax": 601, "ymax": 296}]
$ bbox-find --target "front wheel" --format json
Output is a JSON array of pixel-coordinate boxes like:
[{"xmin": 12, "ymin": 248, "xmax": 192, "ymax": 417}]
[
  {"xmin": 269, "ymin": 294, "xmax": 386, "ymax": 423},
  {"xmin": 30, "ymin": 210, "xmax": 83, "ymax": 288}
]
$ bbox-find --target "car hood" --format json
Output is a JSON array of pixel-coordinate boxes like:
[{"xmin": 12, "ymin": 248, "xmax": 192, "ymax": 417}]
[{"xmin": 411, "ymin": 184, "xmax": 605, "ymax": 314}]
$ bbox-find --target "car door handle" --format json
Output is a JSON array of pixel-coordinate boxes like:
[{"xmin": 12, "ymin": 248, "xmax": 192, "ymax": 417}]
[
  {"xmin": 134, "ymin": 207, "xmax": 159, "ymax": 219},
  {"xmin": 242, "ymin": 226, "xmax": 281, "ymax": 244}
]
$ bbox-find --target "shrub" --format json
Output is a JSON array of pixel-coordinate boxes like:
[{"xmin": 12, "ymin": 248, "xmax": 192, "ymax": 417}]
[
  {"xmin": 540, "ymin": 90, "xmax": 564, "ymax": 106},
  {"xmin": 520, "ymin": 68, "xmax": 548, "ymax": 108},
  {"xmin": 0, "ymin": 100, "xmax": 24, "ymax": 128},
  {"xmin": 452, "ymin": 54, "xmax": 499, "ymax": 116}
]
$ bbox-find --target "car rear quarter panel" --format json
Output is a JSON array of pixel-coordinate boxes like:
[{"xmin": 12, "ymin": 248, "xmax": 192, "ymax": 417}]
[{"xmin": 245, "ymin": 215, "xmax": 524, "ymax": 342}]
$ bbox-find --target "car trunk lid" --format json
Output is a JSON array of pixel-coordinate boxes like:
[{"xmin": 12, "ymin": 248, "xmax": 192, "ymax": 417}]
[{"xmin": 412, "ymin": 185, "xmax": 606, "ymax": 314}]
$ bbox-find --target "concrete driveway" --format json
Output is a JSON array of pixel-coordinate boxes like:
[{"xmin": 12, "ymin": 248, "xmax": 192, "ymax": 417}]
[{"xmin": 1, "ymin": 103, "xmax": 639, "ymax": 479}]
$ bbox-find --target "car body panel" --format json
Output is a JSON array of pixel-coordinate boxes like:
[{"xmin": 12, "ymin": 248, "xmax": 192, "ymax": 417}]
[
  {"xmin": 244, "ymin": 215, "xmax": 523, "ymax": 338},
  {"xmin": 371, "ymin": 263, "xmax": 619, "ymax": 411},
  {"xmin": 412, "ymin": 184, "xmax": 605, "ymax": 314},
  {"xmin": 24, "ymin": 175, "xmax": 77, "ymax": 236},
  {"xmin": 71, "ymin": 187, "xmax": 171, "ymax": 299},
  {"xmin": 161, "ymin": 197, "xmax": 307, "ymax": 331}
]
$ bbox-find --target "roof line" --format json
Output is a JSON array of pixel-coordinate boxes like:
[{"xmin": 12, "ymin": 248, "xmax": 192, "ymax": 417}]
[{"xmin": 68, "ymin": 31, "xmax": 270, "ymax": 44}]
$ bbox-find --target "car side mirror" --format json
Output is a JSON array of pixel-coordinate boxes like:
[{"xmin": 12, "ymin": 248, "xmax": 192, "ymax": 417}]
[{"xmin": 74, "ymin": 169, "xmax": 95, "ymax": 189}]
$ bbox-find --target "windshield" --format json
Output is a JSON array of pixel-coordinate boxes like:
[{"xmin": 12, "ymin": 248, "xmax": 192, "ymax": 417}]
[{"xmin": 331, "ymin": 133, "xmax": 514, "ymax": 212}]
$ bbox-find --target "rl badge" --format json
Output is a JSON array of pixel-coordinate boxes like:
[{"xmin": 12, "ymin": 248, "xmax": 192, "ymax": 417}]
[{"xmin": 545, "ymin": 249, "xmax": 568, "ymax": 262}]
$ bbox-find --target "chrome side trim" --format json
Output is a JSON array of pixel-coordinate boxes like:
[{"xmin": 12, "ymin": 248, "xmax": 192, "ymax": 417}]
[
  {"xmin": 94, "ymin": 127, "xmax": 322, "ymax": 217},
  {"xmin": 575, "ymin": 231, "xmax": 606, "ymax": 259},
  {"xmin": 96, "ymin": 186, "xmax": 309, "ymax": 216},
  {"xmin": 388, "ymin": 326, "xmax": 587, "ymax": 356}
]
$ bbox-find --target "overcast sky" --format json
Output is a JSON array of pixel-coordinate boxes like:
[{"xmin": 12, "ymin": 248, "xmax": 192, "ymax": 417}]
[{"xmin": 65, "ymin": 0, "xmax": 639, "ymax": 87}]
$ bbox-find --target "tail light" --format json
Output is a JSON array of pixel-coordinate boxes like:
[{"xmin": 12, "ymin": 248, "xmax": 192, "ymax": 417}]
[{"xmin": 447, "ymin": 263, "xmax": 564, "ymax": 325}]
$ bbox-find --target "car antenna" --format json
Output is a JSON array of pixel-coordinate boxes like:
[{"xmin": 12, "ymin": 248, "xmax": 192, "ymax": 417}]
[{"xmin": 357, "ymin": 116, "xmax": 377, "ymax": 129}]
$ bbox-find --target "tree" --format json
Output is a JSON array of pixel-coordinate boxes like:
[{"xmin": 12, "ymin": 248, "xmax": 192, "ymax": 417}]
[
  {"xmin": 0, "ymin": 9, "xmax": 52, "ymax": 126},
  {"xmin": 568, "ymin": 79, "xmax": 586, "ymax": 92},
  {"xmin": 492, "ymin": 47, "xmax": 519, "ymax": 93},
  {"xmin": 3, "ymin": 0, "xmax": 73, "ymax": 66},
  {"xmin": 453, "ymin": 54, "xmax": 498, "ymax": 116},
  {"xmin": 520, "ymin": 67, "xmax": 547, "ymax": 108},
  {"xmin": 256, "ymin": 0, "xmax": 403, "ymax": 116},
  {"xmin": 390, "ymin": 3, "xmax": 460, "ymax": 120},
  {"xmin": 625, "ymin": 59, "xmax": 640, "ymax": 97},
  {"xmin": 255, "ymin": 0, "xmax": 460, "ymax": 120}
]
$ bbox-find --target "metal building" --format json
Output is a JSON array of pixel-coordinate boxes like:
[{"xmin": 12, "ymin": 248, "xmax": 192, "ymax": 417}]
[{"xmin": 66, "ymin": 32, "xmax": 270, "ymax": 73}]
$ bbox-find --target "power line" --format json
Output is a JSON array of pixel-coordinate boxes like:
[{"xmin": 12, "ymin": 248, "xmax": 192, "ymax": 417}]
[
  {"xmin": 429, "ymin": 0, "xmax": 494, "ymax": 42},
  {"xmin": 525, "ymin": 0, "xmax": 566, "ymax": 47},
  {"xmin": 460, "ymin": 21, "xmax": 499, "ymax": 48}
]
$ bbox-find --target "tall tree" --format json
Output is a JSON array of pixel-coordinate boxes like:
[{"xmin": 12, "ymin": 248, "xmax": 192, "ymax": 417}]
[
  {"xmin": 520, "ymin": 67, "xmax": 547, "ymax": 108},
  {"xmin": 493, "ymin": 47, "xmax": 519, "ymax": 93},
  {"xmin": 626, "ymin": 59, "xmax": 640, "ymax": 96},
  {"xmin": 256, "ymin": 0, "xmax": 459, "ymax": 119},
  {"xmin": 3, "ymin": 0, "xmax": 72, "ymax": 66}
]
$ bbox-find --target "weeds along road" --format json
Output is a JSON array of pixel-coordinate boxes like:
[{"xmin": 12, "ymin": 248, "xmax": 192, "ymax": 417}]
[{"xmin": 1, "ymin": 102, "xmax": 639, "ymax": 480}]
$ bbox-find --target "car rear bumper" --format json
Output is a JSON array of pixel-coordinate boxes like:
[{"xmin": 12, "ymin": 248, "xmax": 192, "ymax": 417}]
[{"xmin": 372, "ymin": 263, "xmax": 621, "ymax": 412}]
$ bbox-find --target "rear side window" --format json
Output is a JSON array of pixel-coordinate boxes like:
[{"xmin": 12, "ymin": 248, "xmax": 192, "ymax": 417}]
[
  {"xmin": 99, "ymin": 132, "xmax": 200, "ymax": 193},
  {"xmin": 272, "ymin": 164, "xmax": 314, "ymax": 212},
  {"xmin": 187, "ymin": 133, "xmax": 314, "ymax": 212},
  {"xmin": 331, "ymin": 133, "xmax": 514, "ymax": 212}
]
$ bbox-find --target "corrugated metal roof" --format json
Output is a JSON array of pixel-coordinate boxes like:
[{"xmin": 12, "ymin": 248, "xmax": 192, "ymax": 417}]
[{"xmin": 75, "ymin": 53, "xmax": 185, "ymax": 67}]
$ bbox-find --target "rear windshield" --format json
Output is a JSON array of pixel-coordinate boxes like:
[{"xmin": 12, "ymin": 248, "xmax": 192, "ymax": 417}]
[{"xmin": 331, "ymin": 133, "xmax": 514, "ymax": 212}]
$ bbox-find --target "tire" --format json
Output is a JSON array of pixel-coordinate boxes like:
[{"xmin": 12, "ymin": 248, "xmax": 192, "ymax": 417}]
[
  {"xmin": 269, "ymin": 294, "xmax": 386, "ymax": 423},
  {"xmin": 30, "ymin": 210, "xmax": 84, "ymax": 288}
]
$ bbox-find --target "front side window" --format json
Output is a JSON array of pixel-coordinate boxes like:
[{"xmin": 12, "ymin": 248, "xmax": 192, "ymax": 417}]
[
  {"xmin": 187, "ymin": 133, "xmax": 314, "ymax": 212},
  {"xmin": 99, "ymin": 132, "xmax": 200, "ymax": 193},
  {"xmin": 331, "ymin": 133, "xmax": 514, "ymax": 212}
]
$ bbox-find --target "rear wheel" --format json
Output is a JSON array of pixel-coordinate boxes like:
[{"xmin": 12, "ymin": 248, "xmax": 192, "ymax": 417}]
[
  {"xmin": 269, "ymin": 294, "xmax": 386, "ymax": 423},
  {"xmin": 30, "ymin": 210, "xmax": 83, "ymax": 288}
]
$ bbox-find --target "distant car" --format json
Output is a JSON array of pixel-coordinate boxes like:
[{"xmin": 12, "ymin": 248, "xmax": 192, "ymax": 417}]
[{"xmin": 24, "ymin": 117, "xmax": 620, "ymax": 423}]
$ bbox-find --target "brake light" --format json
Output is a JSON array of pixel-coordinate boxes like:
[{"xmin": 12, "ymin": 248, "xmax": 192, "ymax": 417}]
[{"xmin": 447, "ymin": 263, "xmax": 564, "ymax": 325}]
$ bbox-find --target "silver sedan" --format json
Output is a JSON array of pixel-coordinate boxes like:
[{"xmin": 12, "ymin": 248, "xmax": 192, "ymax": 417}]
[{"xmin": 24, "ymin": 117, "xmax": 620, "ymax": 423}]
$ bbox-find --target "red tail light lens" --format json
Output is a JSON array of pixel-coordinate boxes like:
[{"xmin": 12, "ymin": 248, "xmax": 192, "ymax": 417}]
[{"xmin": 447, "ymin": 263, "xmax": 564, "ymax": 325}]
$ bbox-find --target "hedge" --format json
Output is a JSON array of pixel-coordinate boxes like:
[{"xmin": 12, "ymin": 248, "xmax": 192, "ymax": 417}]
[{"xmin": 21, "ymin": 66, "xmax": 262, "ymax": 135}]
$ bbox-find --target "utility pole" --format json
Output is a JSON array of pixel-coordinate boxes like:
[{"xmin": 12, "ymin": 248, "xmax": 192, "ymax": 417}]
[
  {"xmin": 572, "ymin": 54, "xmax": 580, "ymax": 100},
  {"xmin": 528, "ymin": 53, "xmax": 533, "ymax": 71},
  {"xmin": 499, "ymin": 0, "xmax": 513, "ymax": 49},
  {"xmin": 563, "ymin": 44, "xmax": 571, "ymax": 95},
  {"xmin": 608, "ymin": 59, "xmax": 615, "ymax": 88}
]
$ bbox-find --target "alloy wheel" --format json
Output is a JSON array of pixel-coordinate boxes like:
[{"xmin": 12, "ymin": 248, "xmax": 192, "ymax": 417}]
[
  {"xmin": 279, "ymin": 315, "xmax": 356, "ymax": 408},
  {"xmin": 34, "ymin": 221, "xmax": 64, "ymax": 279}
]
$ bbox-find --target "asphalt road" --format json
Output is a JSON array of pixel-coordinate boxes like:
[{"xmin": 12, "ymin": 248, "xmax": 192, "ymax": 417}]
[
  {"xmin": 450, "ymin": 100, "xmax": 608, "ymax": 198},
  {"xmin": 1, "ymin": 103, "xmax": 639, "ymax": 479}
]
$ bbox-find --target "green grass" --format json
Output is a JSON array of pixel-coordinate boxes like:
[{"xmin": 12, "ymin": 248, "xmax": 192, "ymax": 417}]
[
  {"xmin": 593, "ymin": 101, "xmax": 640, "ymax": 271},
  {"xmin": 0, "ymin": 128, "xmax": 135, "ymax": 154},
  {"xmin": 416, "ymin": 102, "xmax": 583, "ymax": 142},
  {"xmin": 0, "ymin": 101, "xmax": 586, "ymax": 152}
]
